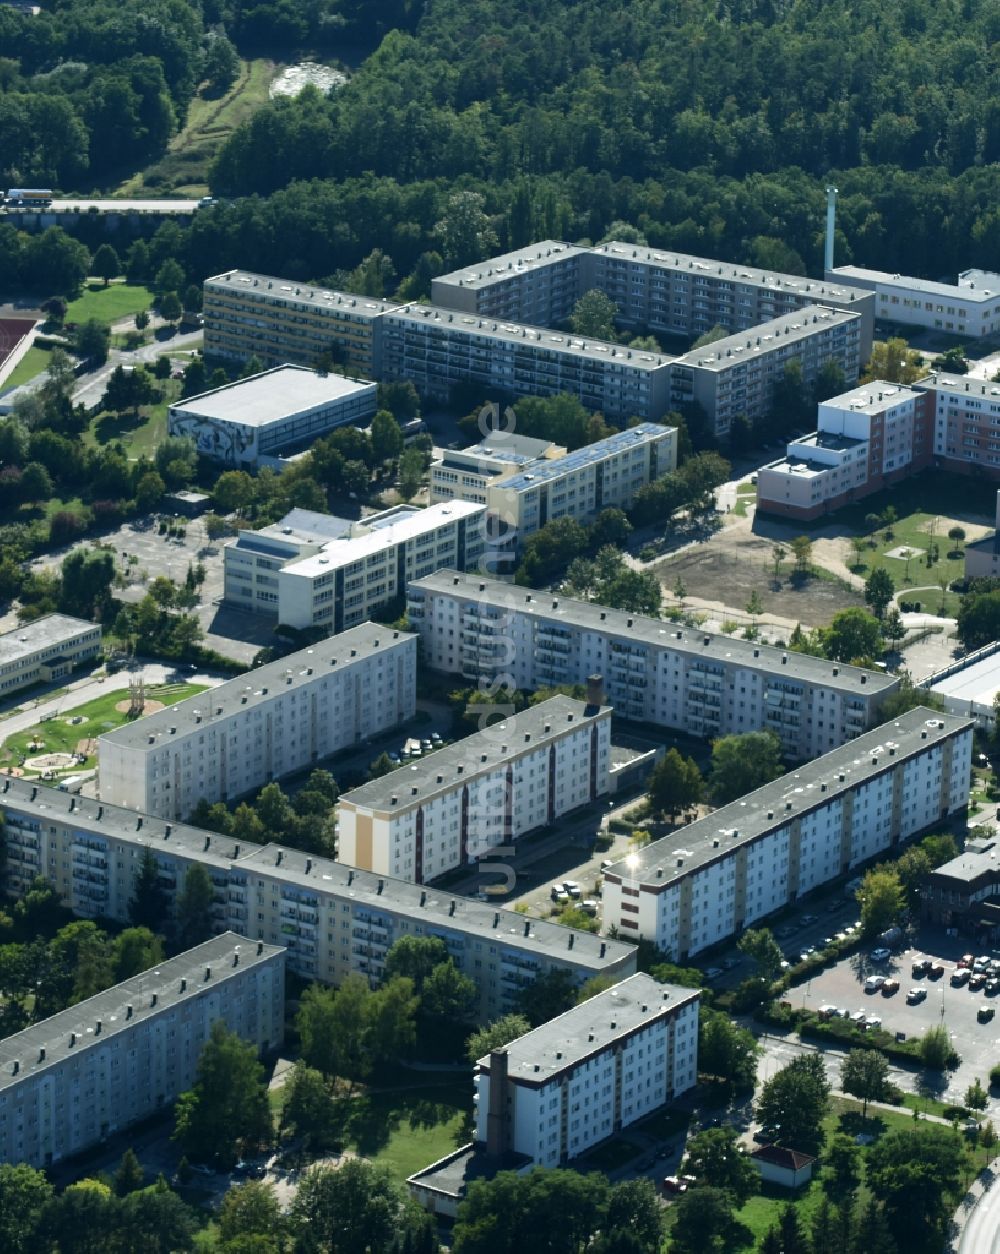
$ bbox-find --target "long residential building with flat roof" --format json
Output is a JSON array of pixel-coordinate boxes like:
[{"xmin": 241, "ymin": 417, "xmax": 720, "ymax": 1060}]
[
  {"xmin": 407, "ymin": 572, "xmax": 899, "ymax": 760},
  {"xmin": 203, "ymin": 270, "xmax": 404, "ymax": 375},
  {"xmin": 473, "ymin": 974, "xmax": 699, "ymax": 1167},
  {"xmin": 0, "ymin": 614, "xmax": 101, "ymax": 697},
  {"xmin": 0, "ymin": 933, "xmax": 285, "ymax": 1169},
  {"xmin": 98, "ymin": 626, "xmax": 416, "ymax": 819},
  {"xmin": 338, "ymin": 695, "xmax": 612, "ymax": 883},
  {"xmin": 431, "ymin": 241, "xmax": 875, "ymax": 362},
  {"xmin": 0, "ymin": 779, "xmax": 636, "ymax": 1021},
  {"xmin": 380, "ymin": 305, "xmax": 675, "ymax": 423},
  {"xmin": 602, "ymin": 709, "xmax": 973, "ymax": 957},
  {"xmin": 915, "ymin": 372, "xmax": 1000, "ymax": 476}
]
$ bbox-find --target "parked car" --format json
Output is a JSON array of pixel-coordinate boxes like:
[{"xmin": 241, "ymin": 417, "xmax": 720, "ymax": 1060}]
[
  {"xmin": 911, "ymin": 957, "xmax": 930, "ymax": 977},
  {"xmin": 906, "ymin": 987, "xmax": 927, "ymax": 1004},
  {"xmin": 865, "ymin": 975, "xmax": 886, "ymax": 993},
  {"xmin": 865, "ymin": 1015, "xmax": 882, "ymax": 1031},
  {"xmin": 802, "ymin": 914, "xmax": 818, "ymax": 925},
  {"xmin": 870, "ymin": 947, "xmax": 891, "ymax": 963},
  {"xmin": 550, "ymin": 886, "xmax": 569, "ymax": 903},
  {"xmin": 928, "ymin": 962, "xmax": 945, "ymax": 979},
  {"xmin": 987, "ymin": 979, "xmax": 1000, "ymax": 996},
  {"xmin": 704, "ymin": 967, "xmax": 725, "ymax": 980},
  {"xmin": 562, "ymin": 881, "xmax": 582, "ymax": 898},
  {"xmin": 979, "ymin": 1004, "xmax": 995, "ymax": 1023},
  {"xmin": 951, "ymin": 968, "xmax": 971, "ymax": 987},
  {"xmin": 600, "ymin": 860, "xmax": 614, "ymax": 872},
  {"xmin": 662, "ymin": 1175, "xmax": 696, "ymax": 1194},
  {"xmin": 881, "ymin": 978, "xmax": 900, "ymax": 996},
  {"xmin": 958, "ymin": 954, "xmax": 974, "ymax": 969},
  {"xmin": 970, "ymin": 972, "xmax": 987, "ymax": 990}
]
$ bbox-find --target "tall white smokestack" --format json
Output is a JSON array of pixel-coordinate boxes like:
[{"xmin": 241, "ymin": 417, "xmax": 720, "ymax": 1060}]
[{"xmin": 825, "ymin": 186, "xmax": 838, "ymax": 275}]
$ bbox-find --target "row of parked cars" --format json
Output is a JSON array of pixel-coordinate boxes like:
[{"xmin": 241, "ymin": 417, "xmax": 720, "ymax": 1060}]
[
  {"xmin": 817, "ymin": 1004, "xmax": 883, "ymax": 1031},
  {"xmin": 389, "ymin": 732, "xmax": 443, "ymax": 763}
]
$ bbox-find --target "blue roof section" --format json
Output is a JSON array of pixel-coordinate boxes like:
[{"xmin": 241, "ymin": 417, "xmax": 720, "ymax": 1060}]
[{"xmin": 496, "ymin": 423, "xmax": 668, "ymax": 492}]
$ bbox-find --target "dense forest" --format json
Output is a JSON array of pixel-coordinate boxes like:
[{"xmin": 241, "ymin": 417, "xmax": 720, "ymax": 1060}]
[{"xmin": 5, "ymin": 0, "xmax": 1000, "ymax": 294}]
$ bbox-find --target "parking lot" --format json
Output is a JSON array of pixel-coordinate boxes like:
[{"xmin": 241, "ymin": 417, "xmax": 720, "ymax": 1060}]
[{"xmin": 795, "ymin": 932, "xmax": 1000, "ymax": 1105}]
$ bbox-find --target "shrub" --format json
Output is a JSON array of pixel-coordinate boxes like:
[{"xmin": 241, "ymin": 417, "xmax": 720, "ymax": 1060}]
[{"xmin": 989, "ymin": 1063, "xmax": 1000, "ymax": 1089}]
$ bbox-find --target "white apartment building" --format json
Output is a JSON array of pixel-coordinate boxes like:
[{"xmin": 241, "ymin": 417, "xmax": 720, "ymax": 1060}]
[
  {"xmin": 380, "ymin": 306, "xmax": 675, "ymax": 423},
  {"xmin": 602, "ymin": 709, "xmax": 973, "ymax": 957},
  {"xmin": 98, "ymin": 626, "xmax": 416, "ymax": 819},
  {"xmin": 0, "ymin": 615, "xmax": 102, "ymax": 697},
  {"xmin": 474, "ymin": 974, "xmax": 700, "ymax": 1167},
  {"xmin": 168, "ymin": 365, "xmax": 377, "ymax": 468},
  {"xmin": 0, "ymin": 778, "xmax": 637, "ymax": 1022},
  {"xmin": 407, "ymin": 572, "xmax": 899, "ymax": 760},
  {"xmin": 668, "ymin": 306, "xmax": 864, "ymax": 438},
  {"xmin": 430, "ymin": 433, "xmax": 566, "ymax": 506},
  {"xmin": 0, "ymin": 933, "xmax": 285, "ymax": 1169},
  {"xmin": 337, "ymin": 695, "xmax": 612, "ymax": 883},
  {"xmin": 482, "ymin": 423, "xmax": 676, "ymax": 543},
  {"xmin": 224, "ymin": 502, "xmax": 486, "ymax": 632},
  {"xmin": 757, "ymin": 381, "xmax": 931, "ymax": 521},
  {"xmin": 828, "ymin": 265, "xmax": 1000, "ymax": 338}
]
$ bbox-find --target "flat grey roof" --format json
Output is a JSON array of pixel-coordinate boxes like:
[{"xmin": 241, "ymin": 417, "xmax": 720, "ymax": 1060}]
[
  {"xmin": 604, "ymin": 709, "xmax": 971, "ymax": 889},
  {"xmin": 831, "ymin": 265, "xmax": 1000, "ymax": 303},
  {"xmin": 206, "ymin": 270, "xmax": 405, "ymax": 319},
  {"xmin": 339, "ymin": 696, "xmax": 610, "ymax": 814},
  {"xmin": 0, "ymin": 778, "xmax": 635, "ymax": 972},
  {"xmin": 170, "ymin": 365, "xmax": 374, "ymax": 428},
  {"xmin": 931, "ymin": 851, "xmax": 1000, "ymax": 885},
  {"xmin": 0, "ymin": 614, "xmax": 98, "ymax": 666},
  {"xmin": 252, "ymin": 507, "xmax": 354, "ymax": 545},
  {"xmin": 386, "ymin": 305, "xmax": 674, "ymax": 369},
  {"xmin": 433, "ymin": 242, "xmax": 588, "ymax": 292},
  {"xmin": 0, "ymin": 775, "xmax": 260, "ymax": 870},
  {"xmin": 929, "ymin": 650, "xmax": 1000, "ymax": 708},
  {"xmin": 99, "ymin": 624, "xmax": 413, "ymax": 753},
  {"xmin": 595, "ymin": 243, "xmax": 871, "ymax": 303},
  {"xmin": 477, "ymin": 973, "xmax": 698, "ymax": 1083},
  {"xmin": 917, "ymin": 373, "xmax": 1000, "ymax": 401},
  {"xmin": 464, "ymin": 433, "xmax": 563, "ymax": 462},
  {"xmin": 820, "ymin": 380, "xmax": 921, "ymax": 416},
  {"xmin": 0, "ymin": 933, "xmax": 284, "ymax": 1093},
  {"xmin": 236, "ymin": 843, "xmax": 635, "ymax": 971},
  {"xmin": 672, "ymin": 306, "xmax": 860, "ymax": 373},
  {"xmin": 409, "ymin": 571, "xmax": 898, "ymax": 696}
]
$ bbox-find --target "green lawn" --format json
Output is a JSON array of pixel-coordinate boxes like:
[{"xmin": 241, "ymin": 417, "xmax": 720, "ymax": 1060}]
[
  {"xmin": 66, "ymin": 282, "xmax": 154, "ymax": 328},
  {"xmin": 345, "ymin": 1083, "xmax": 472, "ymax": 1184},
  {"xmin": 833, "ymin": 471, "xmax": 999, "ymax": 614},
  {"xmin": 85, "ymin": 376, "xmax": 180, "ymax": 459},
  {"xmin": 1, "ymin": 683, "xmax": 207, "ymax": 771},
  {"xmin": 3, "ymin": 345, "xmax": 50, "ymax": 390}
]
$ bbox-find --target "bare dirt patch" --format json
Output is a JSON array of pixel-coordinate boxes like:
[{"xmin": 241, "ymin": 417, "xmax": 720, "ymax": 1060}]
[
  {"xmin": 113, "ymin": 699, "xmax": 166, "ymax": 716},
  {"xmin": 654, "ymin": 530, "xmax": 864, "ymax": 629}
]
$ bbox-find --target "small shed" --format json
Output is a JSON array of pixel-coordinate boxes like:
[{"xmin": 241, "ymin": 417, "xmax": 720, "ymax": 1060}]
[{"xmin": 750, "ymin": 1144, "xmax": 817, "ymax": 1189}]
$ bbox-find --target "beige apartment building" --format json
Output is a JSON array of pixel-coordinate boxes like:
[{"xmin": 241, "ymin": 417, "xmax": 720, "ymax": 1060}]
[
  {"xmin": 98, "ymin": 627, "xmax": 416, "ymax": 819},
  {"xmin": 0, "ymin": 934, "xmax": 285, "ymax": 1169},
  {"xmin": 337, "ymin": 696, "xmax": 612, "ymax": 883},
  {"xmin": 203, "ymin": 270, "xmax": 403, "ymax": 375}
]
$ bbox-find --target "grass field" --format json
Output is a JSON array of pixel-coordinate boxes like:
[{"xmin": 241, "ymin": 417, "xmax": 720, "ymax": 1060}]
[
  {"xmin": 3, "ymin": 345, "xmax": 50, "ymax": 389},
  {"xmin": 67, "ymin": 282, "xmax": 154, "ymax": 328},
  {"xmin": 1, "ymin": 683, "xmax": 207, "ymax": 770},
  {"xmin": 86, "ymin": 380, "xmax": 179, "ymax": 459},
  {"xmin": 352, "ymin": 1084, "xmax": 471, "ymax": 1182},
  {"xmin": 118, "ymin": 59, "xmax": 276, "ymax": 197}
]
